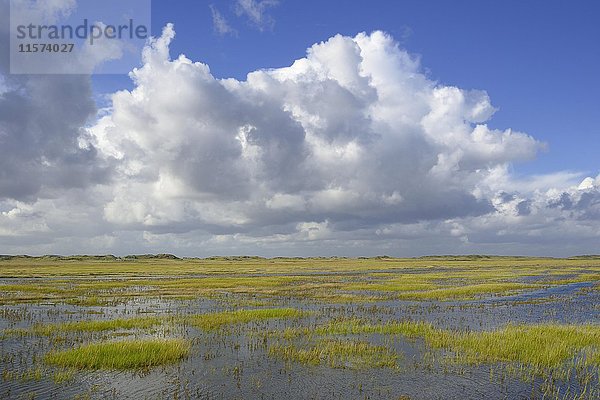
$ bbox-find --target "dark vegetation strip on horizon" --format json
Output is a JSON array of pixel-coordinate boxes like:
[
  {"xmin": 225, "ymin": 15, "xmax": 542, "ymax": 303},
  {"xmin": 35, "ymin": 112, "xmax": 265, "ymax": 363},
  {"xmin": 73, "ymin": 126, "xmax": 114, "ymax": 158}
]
[{"xmin": 2, "ymin": 254, "xmax": 600, "ymax": 261}]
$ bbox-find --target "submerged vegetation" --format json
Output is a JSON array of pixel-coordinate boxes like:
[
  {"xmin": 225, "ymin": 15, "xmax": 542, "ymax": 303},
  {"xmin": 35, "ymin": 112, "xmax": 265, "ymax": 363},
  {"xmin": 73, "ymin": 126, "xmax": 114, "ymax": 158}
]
[
  {"xmin": 7, "ymin": 315, "xmax": 166, "ymax": 336},
  {"xmin": 269, "ymin": 338, "xmax": 399, "ymax": 369},
  {"xmin": 1, "ymin": 255, "xmax": 599, "ymax": 399}
]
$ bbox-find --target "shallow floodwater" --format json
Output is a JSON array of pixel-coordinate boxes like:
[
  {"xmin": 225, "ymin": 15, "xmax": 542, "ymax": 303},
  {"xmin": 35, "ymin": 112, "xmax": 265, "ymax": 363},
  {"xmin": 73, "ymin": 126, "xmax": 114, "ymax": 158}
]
[{"xmin": 1, "ymin": 275, "xmax": 599, "ymax": 400}]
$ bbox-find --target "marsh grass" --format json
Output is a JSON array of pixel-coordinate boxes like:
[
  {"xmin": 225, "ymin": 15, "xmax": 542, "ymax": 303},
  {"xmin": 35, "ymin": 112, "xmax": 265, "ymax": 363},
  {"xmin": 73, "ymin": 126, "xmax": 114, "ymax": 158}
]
[
  {"xmin": 62, "ymin": 296, "xmax": 121, "ymax": 307},
  {"xmin": 1, "ymin": 367, "xmax": 43, "ymax": 382},
  {"xmin": 2, "ymin": 256, "xmax": 600, "ymax": 398},
  {"xmin": 190, "ymin": 308, "xmax": 305, "ymax": 330},
  {"xmin": 1, "ymin": 256, "xmax": 598, "ymax": 305},
  {"xmin": 309, "ymin": 319, "xmax": 600, "ymax": 374},
  {"xmin": 342, "ymin": 282, "xmax": 437, "ymax": 292},
  {"xmin": 314, "ymin": 318, "xmax": 437, "ymax": 337},
  {"xmin": 394, "ymin": 283, "xmax": 540, "ymax": 300},
  {"xmin": 52, "ymin": 369, "xmax": 76, "ymax": 384},
  {"xmin": 310, "ymin": 292, "xmax": 385, "ymax": 303},
  {"xmin": 432, "ymin": 323, "xmax": 600, "ymax": 371},
  {"xmin": 269, "ymin": 338, "xmax": 398, "ymax": 369},
  {"xmin": 44, "ymin": 338, "xmax": 190, "ymax": 370},
  {"xmin": 6, "ymin": 316, "xmax": 166, "ymax": 336}
]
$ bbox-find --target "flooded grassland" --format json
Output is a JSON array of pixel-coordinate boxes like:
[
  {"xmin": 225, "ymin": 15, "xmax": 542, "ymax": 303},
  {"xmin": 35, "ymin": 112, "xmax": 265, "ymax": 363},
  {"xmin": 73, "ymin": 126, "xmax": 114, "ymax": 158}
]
[{"xmin": 1, "ymin": 256, "xmax": 599, "ymax": 399}]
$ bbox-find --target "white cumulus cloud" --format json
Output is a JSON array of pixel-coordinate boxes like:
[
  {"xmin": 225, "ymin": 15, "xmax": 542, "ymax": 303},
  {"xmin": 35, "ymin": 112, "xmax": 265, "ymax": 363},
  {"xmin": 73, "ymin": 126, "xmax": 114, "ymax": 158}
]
[{"xmin": 1, "ymin": 23, "xmax": 598, "ymax": 256}]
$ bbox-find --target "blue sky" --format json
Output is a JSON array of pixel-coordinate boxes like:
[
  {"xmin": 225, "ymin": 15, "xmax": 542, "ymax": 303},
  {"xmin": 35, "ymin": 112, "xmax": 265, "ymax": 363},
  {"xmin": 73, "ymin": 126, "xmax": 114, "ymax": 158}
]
[{"xmin": 94, "ymin": 0, "xmax": 600, "ymax": 176}]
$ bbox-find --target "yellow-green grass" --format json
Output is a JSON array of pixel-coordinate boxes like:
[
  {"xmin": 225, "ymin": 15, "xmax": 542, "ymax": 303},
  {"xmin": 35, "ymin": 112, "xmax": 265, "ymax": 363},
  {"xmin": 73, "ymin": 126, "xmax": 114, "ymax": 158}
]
[
  {"xmin": 430, "ymin": 323, "xmax": 600, "ymax": 371},
  {"xmin": 543, "ymin": 273, "xmax": 600, "ymax": 285},
  {"xmin": 1, "ymin": 367, "xmax": 44, "ymax": 382},
  {"xmin": 190, "ymin": 308, "xmax": 305, "ymax": 330},
  {"xmin": 341, "ymin": 281, "xmax": 437, "ymax": 292},
  {"xmin": 2, "ymin": 257, "xmax": 599, "ymax": 306},
  {"xmin": 6, "ymin": 316, "xmax": 165, "ymax": 336},
  {"xmin": 313, "ymin": 318, "xmax": 436, "ymax": 337},
  {"xmin": 310, "ymin": 319, "xmax": 600, "ymax": 372},
  {"xmin": 275, "ymin": 319, "xmax": 437, "ymax": 342},
  {"xmin": 269, "ymin": 339, "xmax": 398, "ymax": 369},
  {"xmin": 3, "ymin": 256, "xmax": 600, "ymax": 278},
  {"xmin": 0, "ymin": 284, "xmax": 69, "ymax": 293},
  {"xmin": 309, "ymin": 292, "xmax": 385, "ymax": 303},
  {"xmin": 52, "ymin": 369, "xmax": 75, "ymax": 384},
  {"xmin": 394, "ymin": 283, "xmax": 540, "ymax": 301},
  {"xmin": 44, "ymin": 339, "xmax": 190, "ymax": 370},
  {"xmin": 62, "ymin": 296, "xmax": 120, "ymax": 306}
]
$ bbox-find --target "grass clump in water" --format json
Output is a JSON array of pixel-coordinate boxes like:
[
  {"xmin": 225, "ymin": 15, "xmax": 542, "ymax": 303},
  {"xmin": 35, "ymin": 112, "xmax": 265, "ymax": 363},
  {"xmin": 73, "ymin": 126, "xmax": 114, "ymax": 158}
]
[
  {"xmin": 52, "ymin": 369, "xmax": 75, "ymax": 384},
  {"xmin": 190, "ymin": 308, "xmax": 305, "ymax": 330},
  {"xmin": 269, "ymin": 339, "xmax": 398, "ymax": 369},
  {"xmin": 310, "ymin": 319, "xmax": 600, "ymax": 373},
  {"xmin": 395, "ymin": 283, "xmax": 538, "ymax": 301},
  {"xmin": 314, "ymin": 318, "xmax": 436, "ymax": 338},
  {"xmin": 433, "ymin": 323, "xmax": 600, "ymax": 371},
  {"xmin": 44, "ymin": 338, "xmax": 190, "ymax": 370},
  {"xmin": 18, "ymin": 316, "xmax": 165, "ymax": 336}
]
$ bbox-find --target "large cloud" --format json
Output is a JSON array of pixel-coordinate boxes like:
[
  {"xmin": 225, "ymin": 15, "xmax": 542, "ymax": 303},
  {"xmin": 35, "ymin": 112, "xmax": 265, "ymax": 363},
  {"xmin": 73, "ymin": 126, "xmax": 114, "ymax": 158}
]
[
  {"xmin": 1, "ymin": 23, "xmax": 598, "ymax": 256},
  {"xmin": 92, "ymin": 26, "xmax": 538, "ymax": 230},
  {"xmin": 0, "ymin": 0, "xmax": 111, "ymax": 201}
]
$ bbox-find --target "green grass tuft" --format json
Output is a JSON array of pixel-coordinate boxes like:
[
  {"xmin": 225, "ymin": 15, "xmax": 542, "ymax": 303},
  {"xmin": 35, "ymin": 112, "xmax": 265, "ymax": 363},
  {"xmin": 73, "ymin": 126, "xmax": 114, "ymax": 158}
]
[
  {"xmin": 395, "ymin": 283, "xmax": 539, "ymax": 301},
  {"xmin": 24, "ymin": 316, "xmax": 165, "ymax": 336},
  {"xmin": 431, "ymin": 323, "xmax": 600, "ymax": 370},
  {"xmin": 269, "ymin": 338, "xmax": 398, "ymax": 369},
  {"xmin": 44, "ymin": 338, "xmax": 190, "ymax": 370},
  {"xmin": 190, "ymin": 308, "xmax": 305, "ymax": 330},
  {"xmin": 312, "ymin": 319, "xmax": 600, "ymax": 372},
  {"xmin": 314, "ymin": 318, "xmax": 436, "ymax": 337}
]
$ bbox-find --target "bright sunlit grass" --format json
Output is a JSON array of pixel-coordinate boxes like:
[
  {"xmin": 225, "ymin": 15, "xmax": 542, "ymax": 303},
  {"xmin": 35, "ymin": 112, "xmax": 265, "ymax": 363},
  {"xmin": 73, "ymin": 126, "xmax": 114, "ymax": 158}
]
[
  {"xmin": 313, "ymin": 318, "xmax": 436, "ymax": 337},
  {"xmin": 395, "ymin": 283, "xmax": 539, "ymax": 300},
  {"xmin": 190, "ymin": 308, "xmax": 306, "ymax": 330},
  {"xmin": 433, "ymin": 323, "xmax": 600, "ymax": 370},
  {"xmin": 310, "ymin": 319, "xmax": 600, "ymax": 372},
  {"xmin": 44, "ymin": 338, "xmax": 190, "ymax": 370}
]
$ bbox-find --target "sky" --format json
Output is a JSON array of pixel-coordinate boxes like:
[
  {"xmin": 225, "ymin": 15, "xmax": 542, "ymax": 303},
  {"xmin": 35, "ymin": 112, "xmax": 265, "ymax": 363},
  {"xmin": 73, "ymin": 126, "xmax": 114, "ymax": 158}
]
[{"xmin": 1, "ymin": 0, "xmax": 599, "ymax": 257}]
